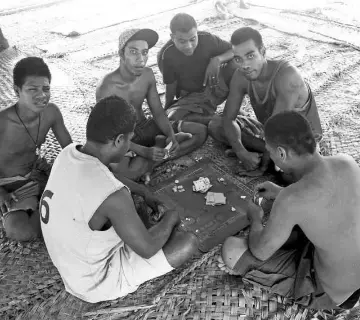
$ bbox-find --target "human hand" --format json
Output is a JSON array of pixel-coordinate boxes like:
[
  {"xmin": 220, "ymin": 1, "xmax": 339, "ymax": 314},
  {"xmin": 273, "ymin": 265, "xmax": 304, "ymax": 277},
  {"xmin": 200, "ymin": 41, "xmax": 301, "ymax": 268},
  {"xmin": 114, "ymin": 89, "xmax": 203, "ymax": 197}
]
[
  {"xmin": 254, "ymin": 181, "xmax": 282, "ymax": 200},
  {"xmin": 237, "ymin": 168, "xmax": 265, "ymax": 177},
  {"xmin": 237, "ymin": 150, "xmax": 261, "ymax": 171},
  {"xmin": 203, "ymin": 57, "xmax": 221, "ymax": 88},
  {"xmin": 168, "ymin": 137, "xmax": 180, "ymax": 158},
  {"xmin": 246, "ymin": 200, "xmax": 264, "ymax": 224},
  {"xmin": 147, "ymin": 147, "xmax": 166, "ymax": 161},
  {"xmin": 144, "ymin": 192, "xmax": 163, "ymax": 213},
  {"xmin": 0, "ymin": 190, "xmax": 17, "ymax": 215}
]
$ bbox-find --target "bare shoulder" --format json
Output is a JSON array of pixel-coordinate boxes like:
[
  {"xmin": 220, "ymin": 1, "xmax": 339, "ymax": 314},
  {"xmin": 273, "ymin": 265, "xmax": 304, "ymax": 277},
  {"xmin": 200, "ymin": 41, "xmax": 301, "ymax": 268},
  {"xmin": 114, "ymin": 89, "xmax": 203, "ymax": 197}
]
[
  {"xmin": 275, "ymin": 62, "xmax": 304, "ymax": 89},
  {"xmin": 96, "ymin": 70, "xmax": 119, "ymax": 100},
  {"xmin": 45, "ymin": 102, "xmax": 62, "ymax": 119},
  {"xmin": 143, "ymin": 67, "xmax": 156, "ymax": 83},
  {"xmin": 274, "ymin": 183, "xmax": 307, "ymax": 217},
  {"xmin": 330, "ymin": 153, "xmax": 358, "ymax": 169},
  {"xmin": 0, "ymin": 107, "xmax": 13, "ymax": 122}
]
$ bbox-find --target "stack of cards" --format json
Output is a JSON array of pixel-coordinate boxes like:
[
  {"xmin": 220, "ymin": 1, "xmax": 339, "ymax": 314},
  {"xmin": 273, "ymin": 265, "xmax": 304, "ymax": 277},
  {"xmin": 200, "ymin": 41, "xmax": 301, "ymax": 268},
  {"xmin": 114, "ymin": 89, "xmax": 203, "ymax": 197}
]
[
  {"xmin": 205, "ymin": 192, "xmax": 226, "ymax": 206},
  {"xmin": 192, "ymin": 177, "xmax": 212, "ymax": 193}
]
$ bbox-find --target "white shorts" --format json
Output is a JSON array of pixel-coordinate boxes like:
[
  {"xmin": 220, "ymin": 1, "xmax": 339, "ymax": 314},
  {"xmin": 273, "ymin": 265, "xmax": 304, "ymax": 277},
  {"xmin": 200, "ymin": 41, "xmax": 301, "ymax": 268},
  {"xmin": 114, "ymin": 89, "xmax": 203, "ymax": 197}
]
[{"xmin": 119, "ymin": 244, "xmax": 173, "ymax": 296}]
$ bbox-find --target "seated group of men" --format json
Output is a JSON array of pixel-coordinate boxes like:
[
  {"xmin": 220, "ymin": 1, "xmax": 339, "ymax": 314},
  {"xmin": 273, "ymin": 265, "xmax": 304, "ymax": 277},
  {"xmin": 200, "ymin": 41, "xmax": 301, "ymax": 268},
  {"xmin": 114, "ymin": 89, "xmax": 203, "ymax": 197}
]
[{"xmin": 1, "ymin": 13, "xmax": 360, "ymax": 311}]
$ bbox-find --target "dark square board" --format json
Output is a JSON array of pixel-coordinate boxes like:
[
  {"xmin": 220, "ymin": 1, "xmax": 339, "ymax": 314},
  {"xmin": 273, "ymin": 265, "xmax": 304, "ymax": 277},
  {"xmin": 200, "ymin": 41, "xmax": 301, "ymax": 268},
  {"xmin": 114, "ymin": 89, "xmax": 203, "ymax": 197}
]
[{"xmin": 152, "ymin": 159, "xmax": 251, "ymax": 252}]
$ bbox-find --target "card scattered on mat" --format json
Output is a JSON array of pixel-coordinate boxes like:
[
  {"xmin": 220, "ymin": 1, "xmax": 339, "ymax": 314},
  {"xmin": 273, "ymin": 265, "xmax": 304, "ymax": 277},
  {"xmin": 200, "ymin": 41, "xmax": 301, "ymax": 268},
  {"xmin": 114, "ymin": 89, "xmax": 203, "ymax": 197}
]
[{"xmin": 152, "ymin": 159, "xmax": 251, "ymax": 252}]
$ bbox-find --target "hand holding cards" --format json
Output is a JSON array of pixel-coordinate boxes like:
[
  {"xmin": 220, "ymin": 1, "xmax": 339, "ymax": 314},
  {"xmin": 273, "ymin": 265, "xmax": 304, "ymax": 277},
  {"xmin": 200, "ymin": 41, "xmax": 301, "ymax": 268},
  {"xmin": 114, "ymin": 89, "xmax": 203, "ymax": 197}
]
[{"xmin": 163, "ymin": 141, "xmax": 173, "ymax": 160}]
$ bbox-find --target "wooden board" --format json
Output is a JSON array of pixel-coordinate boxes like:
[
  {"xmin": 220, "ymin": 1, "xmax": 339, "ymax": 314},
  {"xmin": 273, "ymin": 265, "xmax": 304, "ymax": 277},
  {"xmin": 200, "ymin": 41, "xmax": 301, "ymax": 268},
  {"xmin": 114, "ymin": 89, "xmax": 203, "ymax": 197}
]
[{"xmin": 152, "ymin": 159, "xmax": 251, "ymax": 252}]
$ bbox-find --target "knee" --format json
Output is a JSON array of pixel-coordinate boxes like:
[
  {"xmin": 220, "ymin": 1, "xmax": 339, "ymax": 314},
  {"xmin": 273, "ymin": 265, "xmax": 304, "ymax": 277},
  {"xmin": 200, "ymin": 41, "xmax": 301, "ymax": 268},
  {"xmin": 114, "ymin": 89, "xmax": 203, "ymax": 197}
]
[
  {"xmin": 221, "ymin": 236, "xmax": 248, "ymax": 270},
  {"xmin": 163, "ymin": 230, "xmax": 200, "ymax": 268},
  {"xmin": 4, "ymin": 212, "xmax": 40, "ymax": 242},
  {"xmin": 168, "ymin": 110, "xmax": 185, "ymax": 122},
  {"xmin": 191, "ymin": 123, "xmax": 208, "ymax": 144},
  {"xmin": 208, "ymin": 116, "xmax": 222, "ymax": 140}
]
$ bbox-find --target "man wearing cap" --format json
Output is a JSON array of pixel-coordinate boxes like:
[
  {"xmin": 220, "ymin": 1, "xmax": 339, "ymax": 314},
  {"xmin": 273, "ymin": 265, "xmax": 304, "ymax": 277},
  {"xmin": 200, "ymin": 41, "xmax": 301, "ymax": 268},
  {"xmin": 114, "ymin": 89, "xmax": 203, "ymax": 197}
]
[
  {"xmin": 97, "ymin": 28, "xmax": 207, "ymax": 182},
  {"xmin": 157, "ymin": 13, "xmax": 237, "ymax": 125}
]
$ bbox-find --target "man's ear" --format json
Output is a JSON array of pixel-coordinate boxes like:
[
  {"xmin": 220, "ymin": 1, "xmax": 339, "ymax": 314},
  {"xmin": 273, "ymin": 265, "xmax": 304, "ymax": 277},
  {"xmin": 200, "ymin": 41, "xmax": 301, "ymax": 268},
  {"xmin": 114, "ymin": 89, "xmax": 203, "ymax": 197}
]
[
  {"xmin": 13, "ymin": 85, "xmax": 20, "ymax": 97},
  {"xmin": 277, "ymin": 146, "xmax": 287, "ymax": 161},
  {"xmin": 260, "ymin": 46, "xmax": 266, "ymax": 57},
  {"xmin": 114, "ymin": 133, "xmax": 125, "ymax": 147},
  {"xmin": 170, "ymin": 33, "xmax": 175, "ymax": 41}
]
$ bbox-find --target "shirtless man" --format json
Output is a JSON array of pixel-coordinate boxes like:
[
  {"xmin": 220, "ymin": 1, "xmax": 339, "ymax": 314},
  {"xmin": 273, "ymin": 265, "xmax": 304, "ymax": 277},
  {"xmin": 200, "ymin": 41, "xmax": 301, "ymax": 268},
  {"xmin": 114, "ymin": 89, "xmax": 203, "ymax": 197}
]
[
  {"xmin": 208, "ymin": 27, "xmax": 322, "ymax": 176},
  {"xmin": 158, "ymin": 13, "xmax": 236, "ymax": 125},
  {"xmin": 0, "ymin": 57, "xmax": 72, "ymax": 241},
  {"xmin": 97, "ymin": 28, "xmax": 207, "ymax": 181},
  {"xmin": 219, "ymin": 111, "xmax": 360, "ymax": 310},
  {"xmin": 41, "ymin": 95, "xmax": 199, "ymax": 303}
]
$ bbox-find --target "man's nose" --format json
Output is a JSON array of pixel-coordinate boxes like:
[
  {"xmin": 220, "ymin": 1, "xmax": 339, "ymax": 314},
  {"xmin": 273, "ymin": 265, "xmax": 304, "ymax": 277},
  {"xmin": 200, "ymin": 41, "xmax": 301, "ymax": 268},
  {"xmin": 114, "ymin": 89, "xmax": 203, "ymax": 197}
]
[{"xmin": 137, "ymin": 54, "xmax": 145, "ymax": 63}]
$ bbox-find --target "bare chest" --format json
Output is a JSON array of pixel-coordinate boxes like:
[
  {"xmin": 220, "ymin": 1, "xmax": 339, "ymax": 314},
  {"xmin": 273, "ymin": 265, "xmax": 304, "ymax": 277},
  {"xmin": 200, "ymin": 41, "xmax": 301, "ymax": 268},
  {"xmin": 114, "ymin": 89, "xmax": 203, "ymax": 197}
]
[
  {"xmin": 0, "ymin": 114, "xmax": 52, "ymax": 176},
  {"xmin": 108, "ymin": 81, "xmax": 147, "ymax": 110}
]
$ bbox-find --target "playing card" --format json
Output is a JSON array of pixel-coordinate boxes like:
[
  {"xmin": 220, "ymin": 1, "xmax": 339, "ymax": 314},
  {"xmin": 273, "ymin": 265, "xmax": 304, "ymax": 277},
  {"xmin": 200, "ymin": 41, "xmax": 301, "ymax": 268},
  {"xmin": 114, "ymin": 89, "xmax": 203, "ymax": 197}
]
[
  {"xmin": 193, "ymin": 177, "xmax": 212, "ymax": 193},
  {"xmin": 205, "ymin": 192, "xmax": 226, "ymax": 206},
  {"xmin": 165, "ymin": 141, "xmax": 173, "ymax": 150},
  {"xmin": 163, "ymin": 141, "xmax": 173, "ymax": 160}
]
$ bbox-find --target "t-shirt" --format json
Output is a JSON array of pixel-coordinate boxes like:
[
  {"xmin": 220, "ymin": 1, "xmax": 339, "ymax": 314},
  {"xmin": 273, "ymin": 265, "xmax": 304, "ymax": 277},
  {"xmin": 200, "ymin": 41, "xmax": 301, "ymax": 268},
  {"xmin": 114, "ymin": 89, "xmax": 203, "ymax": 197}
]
[
  {"xmin": 158, "ymin": 31, "xmax": 231, "ymax": 93},
  {"xmin": 41, "ymin": 143, "xmax": 128, "ymax": 303}
]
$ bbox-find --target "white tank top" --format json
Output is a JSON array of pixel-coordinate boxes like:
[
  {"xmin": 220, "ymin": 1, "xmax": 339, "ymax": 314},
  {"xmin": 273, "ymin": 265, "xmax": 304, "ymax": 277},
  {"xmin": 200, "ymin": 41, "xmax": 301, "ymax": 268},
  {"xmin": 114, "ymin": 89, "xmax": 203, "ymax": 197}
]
[{"xmin": 41, "ymin": 143, "xmax": 128, "ymax": 303}]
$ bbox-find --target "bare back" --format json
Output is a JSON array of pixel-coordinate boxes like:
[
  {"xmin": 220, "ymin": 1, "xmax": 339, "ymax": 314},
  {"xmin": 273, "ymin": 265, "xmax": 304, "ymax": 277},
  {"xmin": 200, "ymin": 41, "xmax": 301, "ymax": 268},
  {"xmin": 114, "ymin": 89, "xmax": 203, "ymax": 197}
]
[
  {"xmin": 291, "ymin": 154, "xmax": 360, "ymax": 304},
  {"xmin": 96, "ymin": 67, "xmax": 153, "ymax": 122},
  {"xmin": 0, "ymin": 103, "xmax": 62, "ymax": 178}
]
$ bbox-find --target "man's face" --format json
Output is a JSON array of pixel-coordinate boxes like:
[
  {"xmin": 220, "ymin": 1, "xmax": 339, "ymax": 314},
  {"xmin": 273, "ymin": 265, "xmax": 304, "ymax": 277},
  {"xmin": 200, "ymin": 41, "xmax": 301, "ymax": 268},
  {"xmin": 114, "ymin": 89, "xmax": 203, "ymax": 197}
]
[
  {"xmin": 232, "ymin": 39, "xmax": 265, "ymax": 81},
  {"xmin": 122, "ymin": 40, "xmax": 149, "ymax": 76},
  {"xmin": 171, "ymin": 28, "xmax": 198, "ymax": 56},
  {"xmin": 112, "ymin": 131, "xmax": 134, "ymax": 163},
  {"xmin": 15, "ymin": 76, "xmax": 51, "ymax": 113}
]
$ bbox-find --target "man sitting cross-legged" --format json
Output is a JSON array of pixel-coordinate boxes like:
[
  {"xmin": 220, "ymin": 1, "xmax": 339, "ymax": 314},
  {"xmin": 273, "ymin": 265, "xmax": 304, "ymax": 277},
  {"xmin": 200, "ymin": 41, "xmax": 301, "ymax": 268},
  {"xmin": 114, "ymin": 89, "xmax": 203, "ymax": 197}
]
[
  {"xmin": 219, "ymin": 111, "xmax": 360, "ymax": 310},
  {"xmin": 41, "ymin": 96, "xmax": 199, "ymax": 303},
  {"xmin": 0, "ymin": 57, "xmax": 72, "ymax": 241},
  {"xmin": 158, "ymin": 13, "xmax": 237, "ymax": 125},
  {"xmin": 208, "ymin": 27, "xmax": 322, "ymax": 177},
  {"xmin": 97, "ymin": 28, "xmax": 207, "ymax": 182}
]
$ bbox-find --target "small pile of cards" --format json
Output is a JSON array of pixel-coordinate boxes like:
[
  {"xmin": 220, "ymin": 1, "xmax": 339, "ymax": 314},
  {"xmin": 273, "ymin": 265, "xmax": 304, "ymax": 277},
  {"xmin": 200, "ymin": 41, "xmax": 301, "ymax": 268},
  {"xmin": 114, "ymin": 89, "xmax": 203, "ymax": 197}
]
[
  {"xmin": 172, "ymin": 185, "xmax": 185, "ymax": 193},
  {"xmin": 205, "ymin": 192, "xmax": 227, "ymax": 206},
  {"xmin": 192, "ymin": 177, "xmax": 212, "ymax": 193},
  {"xmin": 163, "ymin": 141, "xmax": 173, "ymax": 160}
]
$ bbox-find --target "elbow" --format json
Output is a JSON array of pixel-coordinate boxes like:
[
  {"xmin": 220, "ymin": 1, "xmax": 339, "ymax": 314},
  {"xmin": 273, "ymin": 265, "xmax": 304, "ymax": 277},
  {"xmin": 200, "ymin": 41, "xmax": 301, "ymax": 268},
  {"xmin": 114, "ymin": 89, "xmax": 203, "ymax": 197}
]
[{"xmin": 137, "ymin": 245, "xmax": 159, "ymax": 260}]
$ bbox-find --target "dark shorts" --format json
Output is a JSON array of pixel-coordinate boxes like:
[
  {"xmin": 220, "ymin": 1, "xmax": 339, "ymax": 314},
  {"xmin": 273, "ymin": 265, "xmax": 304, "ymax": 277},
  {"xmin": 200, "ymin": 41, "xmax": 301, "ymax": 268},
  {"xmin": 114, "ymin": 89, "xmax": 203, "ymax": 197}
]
[
  {"xmin": 132, "ymin": 118, "xmax": 181, "ymax": 147},
  {"xmin": 233, "ymin": 234, "xmax": 359, "ymax": 310},
  {"xmin": 1, "ymin": 158, "xmax": 51, "ymax": 219}
]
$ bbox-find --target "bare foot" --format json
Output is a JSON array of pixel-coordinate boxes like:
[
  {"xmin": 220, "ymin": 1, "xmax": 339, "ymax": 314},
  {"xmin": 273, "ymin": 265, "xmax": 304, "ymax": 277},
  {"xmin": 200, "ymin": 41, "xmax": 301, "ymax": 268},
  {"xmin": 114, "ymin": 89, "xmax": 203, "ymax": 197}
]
[{"xmin": 217, "ymin": 255, "xmax": 240, "ymax": 275}]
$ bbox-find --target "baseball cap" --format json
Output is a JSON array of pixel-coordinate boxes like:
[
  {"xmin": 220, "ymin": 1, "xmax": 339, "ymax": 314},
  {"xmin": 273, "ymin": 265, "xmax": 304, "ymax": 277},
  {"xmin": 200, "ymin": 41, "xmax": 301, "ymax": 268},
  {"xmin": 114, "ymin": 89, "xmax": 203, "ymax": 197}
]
[{"xmin": 118, "ymin": 28, "xmax": 159, "ymax": 52}]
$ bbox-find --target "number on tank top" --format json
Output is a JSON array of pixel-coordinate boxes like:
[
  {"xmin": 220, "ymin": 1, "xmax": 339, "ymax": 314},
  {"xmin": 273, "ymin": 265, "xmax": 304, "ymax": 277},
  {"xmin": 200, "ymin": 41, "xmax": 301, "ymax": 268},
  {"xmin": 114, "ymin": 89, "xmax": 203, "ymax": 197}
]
[{"xmin": 40, "ymin": 190, "xmax": 54, "ymax": 224}]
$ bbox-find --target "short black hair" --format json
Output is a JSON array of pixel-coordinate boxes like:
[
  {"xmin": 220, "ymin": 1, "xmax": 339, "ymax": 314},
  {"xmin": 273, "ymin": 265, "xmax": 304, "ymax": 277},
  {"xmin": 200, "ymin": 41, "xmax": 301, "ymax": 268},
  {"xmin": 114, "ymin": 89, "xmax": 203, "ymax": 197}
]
[
  {"xmin": 170, "ymin": 13, "xmax": 197, "ymax": 34},
  {"xmin": 13, "ymin": 57, "xmax": 51, "ymax": 88},
  {"xmin": 86, "ymin": 95, "xmax": 137, "ymax": 144},
  {"xmin": 264, "ymin": 111, "xmax": 316, "ymax": 155},
  {"xmin": 231, "ymin": 27, "xmax": 263, "ymax": 48}
]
